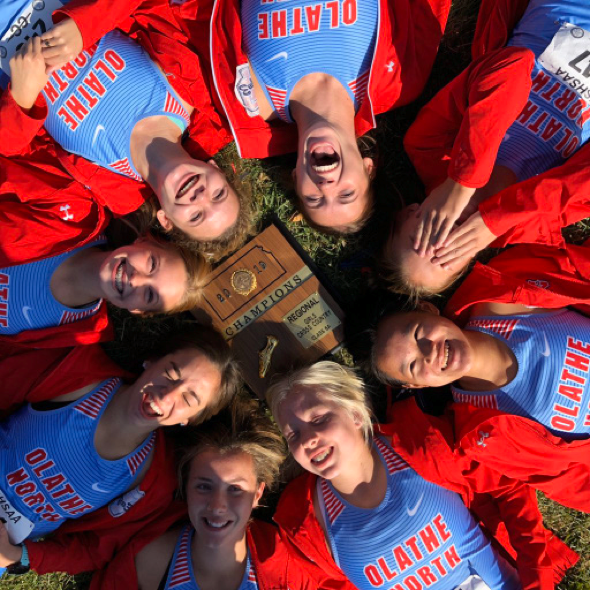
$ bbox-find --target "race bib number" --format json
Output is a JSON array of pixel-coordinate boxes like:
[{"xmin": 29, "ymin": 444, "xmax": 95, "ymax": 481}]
[
  {"xmin": 0, "ymin": 488, "xmax": 34, "ymax": 544},
  {"xmin": 539, "ymin": 23, "xmax": 590, "ymax": 100},
  {"xmin": 0, "ymin": 0, "xmax": 64, "ymax": 75}
]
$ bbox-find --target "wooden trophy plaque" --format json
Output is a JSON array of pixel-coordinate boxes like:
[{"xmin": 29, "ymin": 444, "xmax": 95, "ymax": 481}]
[{"xmin": 192, "ymin": 224, "xmax": 345, "ymax": 397}]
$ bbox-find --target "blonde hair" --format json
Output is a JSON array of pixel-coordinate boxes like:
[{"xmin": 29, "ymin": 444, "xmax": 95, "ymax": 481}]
[
  {"xmin": 266, "ymin": 361, "xmax": 374, "ymax": 444},
  {"xmin": 177, "ymin": 394, "xmax": 286, "ymax": 496}
]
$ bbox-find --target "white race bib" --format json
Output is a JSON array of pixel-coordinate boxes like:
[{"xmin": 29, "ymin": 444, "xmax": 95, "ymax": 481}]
[
  {"xmin": 0, "ymin": 0, "xmax": 64, "ymax": 75},
  {"xmin": 0, "ymin": 488, "xmax": 34, "ymax": 544},
  {"xmin": 538, "ymin": 22, "xmax": 590, "ymax": 100}
]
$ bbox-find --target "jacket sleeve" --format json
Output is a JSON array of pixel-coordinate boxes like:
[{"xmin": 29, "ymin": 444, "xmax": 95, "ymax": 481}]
[
  {"xmin": 459, "ymin": 460, "xmax": 556, "ymax": 590},
  {"xmin": 403, "ymin": 47, "xmax": 534, "ymax": 194},
  {"xmin": 479, "ymin": 143, "xmax": 590, "ymax": 247},
  {"xmin": 25, "ymin": 432, "xmax": 177, "ymax": 575},
  {"xmin": 0, "ymin": 89, "xmax": 47, "ymax": 156}
]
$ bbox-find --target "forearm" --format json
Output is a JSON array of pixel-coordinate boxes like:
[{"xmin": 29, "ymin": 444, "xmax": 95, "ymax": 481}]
[{"xmin": 0, "ymin": 88, "xmax": 47, "ymax": 156}]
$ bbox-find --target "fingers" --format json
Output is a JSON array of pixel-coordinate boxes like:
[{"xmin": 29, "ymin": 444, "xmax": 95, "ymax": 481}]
[{"xmin": 432, "ymin": 242, "xmax": 475, "ymax": 268}]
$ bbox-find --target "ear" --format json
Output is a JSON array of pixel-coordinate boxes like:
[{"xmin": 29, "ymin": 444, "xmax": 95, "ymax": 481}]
[
  {"xmin": 291, "ymin": 168, "xmax": 296, "ymax": 182},
  {"xmin": 363, "ymin": 157, "xmax": 376, "ymax": 180},
  {"xmin": 352, "ymin": 411, "xmax": 363, "ymax": 429},
  {"xmin": 129, "ymin": 308, "xmax": 144, "ymax": 316},
  {"xmin": 142, "ymin": 360, "xmax": 152, "ymax": 370},
  {"xmin": 416, "ymin": 301, "xmax": 439, "ymax": 315},
  {"xmin": 207, "ymin": 159, "xmax": 220, "ymax": 169},
  {"xmin": 253, "ymin": 482, "xmax": 265, "ymax": 509},
  {"xmin": 156, "ymin": 209, "xmax": 174, "ymax": 232}
]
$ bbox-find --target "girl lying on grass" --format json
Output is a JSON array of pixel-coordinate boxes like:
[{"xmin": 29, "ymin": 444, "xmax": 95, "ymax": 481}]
[
  {"xmin": 380, "ymin": 0, "xmax": 590, "ymax": 297},
  {"xmin": 267, "ymin": 361, "xmax": 577, "ymax": 590}
]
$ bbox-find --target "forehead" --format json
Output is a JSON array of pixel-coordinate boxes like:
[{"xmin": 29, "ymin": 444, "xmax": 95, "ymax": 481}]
[
  {"xmin": 277, "ymin": 386, "xmax": 339, "ymax": 424},
  {"xmin": 189, "ymin": 449, "xmax": 256, "ymax": 482}
]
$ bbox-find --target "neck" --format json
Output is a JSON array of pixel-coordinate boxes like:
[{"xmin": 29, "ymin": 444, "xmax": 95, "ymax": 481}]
[
  {"xmin": 192, "ymin": 533, "xmax": 248, "ymax": 589},
  {"xmin": 290, "ymin": 73, "xmax": 356, "ymax": 139},
  {"xmin": 129, "ymin": 116, "xmax": 185, "ymax": 189},
  {"xmin": 51, "ymin": 248, "xmax": 108, "ymax": 308},
  {"xmin": 458, "ymin": 331, "xmax": 517, "ymax": 391},
  {"xmin": 95, "ymin": 387, "xmax": 153, "ymax": 460},
  {"xmin": 331, "ymin": 443, "xmax": 385, "ymax": 508}
]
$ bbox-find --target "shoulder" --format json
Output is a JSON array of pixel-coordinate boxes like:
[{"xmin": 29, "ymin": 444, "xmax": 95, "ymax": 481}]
[
  {"xmin": 470, "ymin": 302, "xmax": 555, "ymax": 316},
  {"xmin": 135, "ymin": 526, "xmax": 181, "ymax": 590},
  {"xmin": 49, "ymin": 381, "xmax": 104, "ymax": 403}
]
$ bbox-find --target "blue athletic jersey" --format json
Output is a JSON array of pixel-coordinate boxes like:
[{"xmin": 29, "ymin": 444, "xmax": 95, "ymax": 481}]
[
  {"xmin": 496, "ymin": 0, "xmax": 590, "ymax": 180},
  {"xmin": 241, "ymin": 0, "xmax": 378, "ymax": 122},
  {"xmin": 317, "ymin": 436, "xmax": 519, "ymax": 590},
  {"xmin": 164, "ymin": 524, "xmax": 258, "ymax": 590},
  {"xmin": 452, "ymin": 309, "xmax": 590, "ymax": 440},
  {"xmin": 0, "ymin": 378, "xmax": 155, "ymax": 539},
  {"xmin": 42, "ymin": 30, "xmax": 190, "ymax": 180},
  {"xmin": 0, "ymin": 238, "xmax": 105, "ymax": 335}
]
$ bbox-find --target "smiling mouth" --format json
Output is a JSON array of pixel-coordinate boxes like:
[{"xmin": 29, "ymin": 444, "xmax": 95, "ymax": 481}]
[
  {"xmin": 442, "ymin": 341, "xmax": 450, "ymax": 370},
  {"xmin": 114, "ymin": 260, "xmax": 126, "ymax": 296},
  {"xmin": 176, "ymin": 174, "xmax": 200, "ymax": 199},
  {"xmin": 141, "ymin": 392, "xmax": 163, "ymax": 417},
  {"xmin": 203, "ymin": 518, "xmax": 231, "ymax": 530},
  {"xmin": 310, "ymin": 146, "xmax": 340, "ymax": 173},
  {"xmin": 311, "ymin": 447, "xmax": 333, "ymax": 465}
]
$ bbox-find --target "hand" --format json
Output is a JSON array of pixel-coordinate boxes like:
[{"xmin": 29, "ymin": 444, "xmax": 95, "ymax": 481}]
[
  {"xmin": 40, "ymin": 18, "xmax": 83, "ymax": 74},
  {"xmin": 432, "ymin": 211, "xmax": 497, "ymax": 269},
  {"xmin": 413, "ymin": 178, "xmax": 476, "ymax": 257},
  {"xmin": 9, "ymin": 36, "xmax": 49, "ymax": 110},
  {"xmin": 0, "ymin": 520, "xmax": 22, "ymax": 568}
]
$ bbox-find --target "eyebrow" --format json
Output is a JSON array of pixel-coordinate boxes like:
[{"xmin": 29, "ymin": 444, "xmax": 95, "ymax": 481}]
[
  {"xmin": 194, "ymin": 475, "xmax": 249, "ymax": 485},
  {"xmin": 170, "ymin": 362, "xmax": 182, "ymax": 380},
  {"xmin": 400, "ymin": 321, "xmax": 415, "ymax": 377}
]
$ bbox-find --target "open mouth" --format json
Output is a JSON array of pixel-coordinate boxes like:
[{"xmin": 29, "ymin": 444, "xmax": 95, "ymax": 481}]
[
  {"xmin": 113, "ymin": 260, "xmax": 126, "ymax": 296},
  {"xmin": 311, "ymin": 447, "xmax": 333, "ymax": 465},
  {"xmin": 310, "ymin": 144, "xmax": 340, "ymax": 173},
  {"xmin": 176, "ymin": 174, "xmax": 200, "ymax": 199},
  {"xmin": 141, "ymin": 392, "xmax": 163, "ymax": 418},
  {"xmin": 203, "ymin": 518, "xmax": 232, "ymax": 530},
  {"xmin": 441, "ymin": 341, "xmax": 450, "ymax": 371}
]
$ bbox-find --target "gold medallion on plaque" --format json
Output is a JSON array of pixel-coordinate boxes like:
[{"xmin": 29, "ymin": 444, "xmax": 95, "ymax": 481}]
[{"xmin": 230, "ymin": 269, "xmax": 257, "ymax": 296}]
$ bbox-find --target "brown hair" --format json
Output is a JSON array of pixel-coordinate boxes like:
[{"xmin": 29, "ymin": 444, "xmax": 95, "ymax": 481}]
[
  {"xmin": 152, "ymin": 326, "xmax": 242, "ymax": 425},
  {"xmin": 176, "ymin": 393, "xmax": 286, "ymax": 496}
]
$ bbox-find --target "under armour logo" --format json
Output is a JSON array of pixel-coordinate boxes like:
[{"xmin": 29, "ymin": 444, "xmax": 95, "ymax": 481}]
[
  {"xmin": 476, "ymin": 431, "xmax": 490, "ymax": 447},
  {"xmin": 527, "ymin": 279, "xmax": 550, "ymax": 290},
  {"xmin": 385, "ymin": 61, "xmax": 395, "ymax": 72},
  {"xmin": 60, "ymin": 204, "xmax": 74, "ymax": 221}
]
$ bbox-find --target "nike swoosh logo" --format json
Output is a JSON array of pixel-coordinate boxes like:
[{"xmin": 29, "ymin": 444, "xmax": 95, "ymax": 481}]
[
  {"xmin": 92, "ymin": 125, "xmax": 105, "ymax": 145},
  {"xmin": 22, "ymin": 306, "xmax": 33, "ymax": 327},
  {"xmin": 407, "ymin": 492, "xmax": 424, "ymax": 517},
  {"xmin": 91, "ymin": 483, "xmax": 110, "ymax": 493},
  {"xmin": 267, "ymin": 51, "xmax": 288, "ymax": 62},
  {"xmin": 541, "ymin": 332, "xmax": 551, "ymax": 357}
]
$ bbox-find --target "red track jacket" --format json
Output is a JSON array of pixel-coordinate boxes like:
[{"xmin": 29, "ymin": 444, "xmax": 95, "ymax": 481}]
[
  {"xmin": 275, "ymin": 418, "xmax": 578, "ymax": 590},
  {"xmin": 0, "ymin": 344, "xmax": 178, "ymax": 575},
  {"xmin": 89, "ymin": 510, "xmax": 320, "ymax": 590},
  {"xmin": 166, "ymin": 0, "xmax": 451, "ymax": 158}
]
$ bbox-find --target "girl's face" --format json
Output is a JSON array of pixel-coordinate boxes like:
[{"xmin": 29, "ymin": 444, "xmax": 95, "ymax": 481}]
[
  {"xmin": 99, "ymin": 240, "xmax": 187, "ymax": 314},
  {"xmin": 186, "ymin": 449, "xmax": 264, "ymax": 549},
  {"xmin": 155, "ymin": 160, "xmax": 240, "ymax": 242},
  {"xmin": 277, "ymin": 386, "xmax": 364, "ymax": 481},
  {"xmin": 375, "ymin": 310, "xmax": 473, "ymax": 388},
  {"xmin": 126, "ymin": 348, "xmax": 222, "ymax": 428}
]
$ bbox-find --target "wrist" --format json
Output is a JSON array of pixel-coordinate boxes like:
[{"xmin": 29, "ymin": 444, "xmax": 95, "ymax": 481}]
[
  {"xmin": 9, "ymin": 88, "xmax": 35, "ymax": 112},
  {"xmin": 2, "ymin": 543, "xmax": 22, "ymax": 567}
]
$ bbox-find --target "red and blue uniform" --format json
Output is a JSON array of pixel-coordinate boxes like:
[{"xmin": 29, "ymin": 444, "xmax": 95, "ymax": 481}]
[
  {"xmin": 317, "ymin": 436, "xmax": 519, "ymax": 590},
  {"xmin": 495, "ymin": 0, "xmax": 590, "ymax": 180},
  {"xmin": 241, "ymin": 0, "xmax": 378, "ymax": 122},
  {"xmin": 0, "ymin": 237, "xmax": 104, "ymax": 335},
  {"xmin": 164, "ymin": 524, "xmax": 259, "ymax": 590},
  {"xmin": 0, "ymin": 377, "xmax": 154, "ymax": 541},
  {"xmin": 42, "ymin": 30, "xmax": 190, "ymax": 181}
]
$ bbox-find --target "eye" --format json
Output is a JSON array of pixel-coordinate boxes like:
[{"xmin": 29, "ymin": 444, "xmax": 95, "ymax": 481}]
[
  {"xmin": 229, "ymin": 485, "xmax": 243, "ymax": 494},
  {"xmin": 410, "ymin": 360, "xmax": 416, "ymax": 377},
  {"xmin": 414, "ymin": 327, "xmax": 419, "ymax": 340},
  {"xmin": 312, "ymin": 414, "xmax": 328, "ymax": 425},
  {"xmin": 340, "ymin": 192, "xmax": 354, "ymax": 200},
  {"xmin": 305, "ymin": 196, "xmax": 321, "ymax": 206},
  {"xmin": 146, "ymin": 287, "xmax": 155, "ymax": 305},
  {"xmin": 182, "ymin": 393, "xmax": 191, "ymax": 407},
  {"xmin": 196, "ymin": 483, "xmax": 211, "ymax": 492},
  {"xmin": 213, "ymin": 188, "xmax": 227, "ymax": 202},
  {"xmin": 190, "ymin": 211, "xmax": 203, "ymax": 223},
  {"xmin": 165, "ymin": 368, "xmax": 175, "ymax": 382},
  {"xmin": 149, "ymin": 255, "xmax": 156, "ymax": 274},
  {"xmin": 285, "ymin": 430, "xmax": 299, "ymax": 444}
]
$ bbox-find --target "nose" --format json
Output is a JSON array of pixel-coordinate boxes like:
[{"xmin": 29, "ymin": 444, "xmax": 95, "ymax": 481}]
[
  {"xmin": 208, "ymin": 489, "xmax": 227, "ymax": 513},
  {"xmin": 300, "ymin": 427, "xmax": 318, "ymax": 449},
  {"xmin": 419, "ymin": 338, "xmax": 436, "ymax": 365},
  {"xmin": 189, "ymin": 184, "xmax": 206, "ymax": 203},
  {"xmin": 160, "ymin": 380, "xmax": 184, "ymax": 403}
]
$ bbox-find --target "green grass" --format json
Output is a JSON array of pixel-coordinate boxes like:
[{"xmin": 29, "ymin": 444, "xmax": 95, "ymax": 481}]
[{"xmin": 4, "ymin": 0, "xmax": 590, "ymax": 587}]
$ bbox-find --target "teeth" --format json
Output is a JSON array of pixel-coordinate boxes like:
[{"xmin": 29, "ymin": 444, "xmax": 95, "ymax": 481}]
[
  {"xmin": 206, "ymin": 519, "xmax": 228, "ymax": 528},
  {"xmin": 442, "ymin": 342, "xmax": 450, "ymax": 370},
  {"xmin": 312, "ymin": 162, "xmax": 338, "ymax": 172},
  {"xmin": 148, "ymin": 398, "xmax": 163, "ymax": 416},
  {"xmin": 177, "ymin": 175, "xmax": 198, "ymax": 198},
  {"xmin": 312, "ymin": 449, "xmax": 330, "ymax": 463},
  {"xmin": 115, "ymin": 262, "xmax": 124, "ymax": 295}
]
